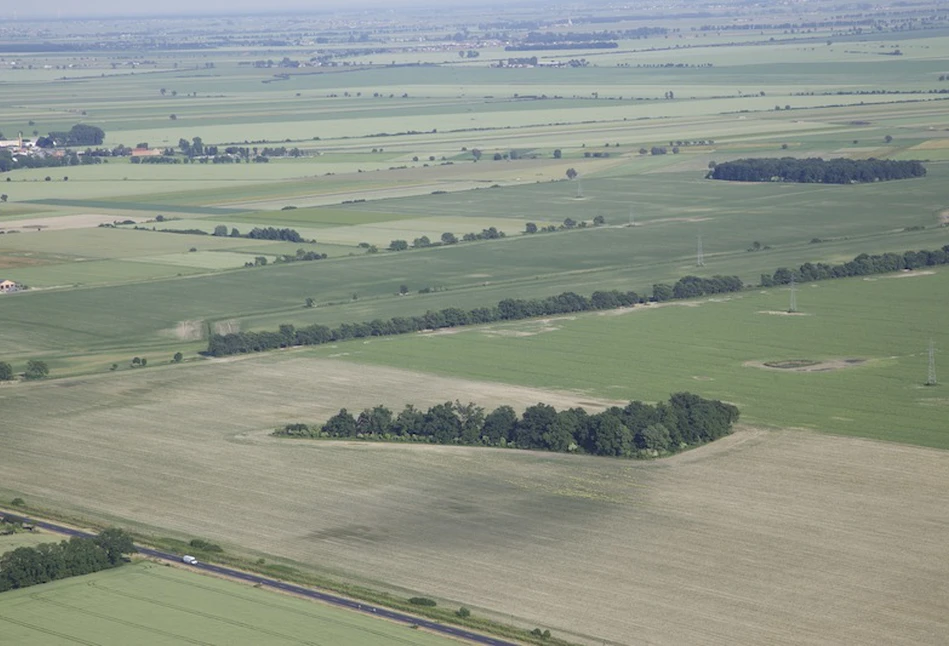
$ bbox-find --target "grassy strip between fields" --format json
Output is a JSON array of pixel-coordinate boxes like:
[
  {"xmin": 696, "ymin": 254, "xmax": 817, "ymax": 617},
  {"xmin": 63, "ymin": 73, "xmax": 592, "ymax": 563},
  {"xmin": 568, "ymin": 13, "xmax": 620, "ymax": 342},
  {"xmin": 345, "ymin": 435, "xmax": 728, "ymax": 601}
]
[
  {"xmin": 25, "ymin": 198, "xmax": 249, "ymax": 216},
  {"xmin": 0, "ymin": 503, "xmax": 580, "ymax": 646}
]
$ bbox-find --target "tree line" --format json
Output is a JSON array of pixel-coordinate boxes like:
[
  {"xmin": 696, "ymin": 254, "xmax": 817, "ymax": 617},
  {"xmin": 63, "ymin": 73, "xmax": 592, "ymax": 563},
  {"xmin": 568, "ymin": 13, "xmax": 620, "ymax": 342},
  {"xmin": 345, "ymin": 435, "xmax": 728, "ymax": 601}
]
[
  {"xmin": 274, "ymin": 393, "xmax": 739, "ymax": 458},
  {"xmin": 0, "ymin": 525, "xmax": 135, "ymax": 592},
  {"xmin": 207, "ymin": 272, "xmax": 745, "ymax": 356},
  {"xmin": 707, "ymin": 157, "xmax": 926, "ymax": 184},
  {"xmin": 760, "ymin": 245, "xmax": 949, "ymax": 286},
  {"xmin": 204, "ymin": 240, "xmax": 949, "ymax": 359}
]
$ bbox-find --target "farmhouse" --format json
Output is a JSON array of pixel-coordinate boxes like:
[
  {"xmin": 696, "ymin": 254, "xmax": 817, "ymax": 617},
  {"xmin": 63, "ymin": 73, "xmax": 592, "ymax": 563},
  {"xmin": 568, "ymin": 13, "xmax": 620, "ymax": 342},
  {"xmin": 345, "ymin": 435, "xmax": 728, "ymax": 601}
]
[{"xmin": 0, "ymin": 279, "xmax": 20, "ymax": 293}]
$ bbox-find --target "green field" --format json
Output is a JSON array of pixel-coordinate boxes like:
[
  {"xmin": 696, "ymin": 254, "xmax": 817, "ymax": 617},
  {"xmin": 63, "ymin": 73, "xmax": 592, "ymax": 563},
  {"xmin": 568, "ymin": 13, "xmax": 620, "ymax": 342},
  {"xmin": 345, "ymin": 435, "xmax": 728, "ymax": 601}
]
[
  {"xmin": 0, "ymin": 531, "xmax": 58, "ymax": 553},
  {"xmin": 312, "ymin": 268, "xmax": 949, "ymax": 449},
  {"xmin": 0, "ymin": 562, "xmax": 457, "ymax": 645},
  {"xmin": 3, "ymin": 5, "xmax": 949, "ymax": 645}
]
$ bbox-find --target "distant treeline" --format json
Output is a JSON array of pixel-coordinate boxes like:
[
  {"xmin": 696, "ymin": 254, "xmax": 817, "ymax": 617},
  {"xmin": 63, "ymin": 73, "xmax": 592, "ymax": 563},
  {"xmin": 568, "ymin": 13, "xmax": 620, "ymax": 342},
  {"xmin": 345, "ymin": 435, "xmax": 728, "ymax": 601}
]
[
  {"xmin": 207, "ymin": 273, "xmax": 744, "ymax": 356},
  {"xmin": 506, "ymin": 42, "xmax": 618, "ymax": 51},
  {"xmin": 523, "ymin": 29, "xmax": 665, "ymax": 42},
  {"xmin": 0, "ymin": 150, "xmax": 103, "ymax": 173},
  {"xmin": 0, "ymin": 525, "xmax": 135, "ymax": 593},
  {"xmin": 761, "ymin": 245, "xmax": 949, "ymax": 286},
  {"xmin": 274, "ymin": 393, "xmax": 739, "ymax": 457},
  {"xmin": 149, "ymin": 225, "xmax": 309, "ymax": 243},
  {"xmin": 708, "ymin": 157, "xmax": 926, "ymax": 184}
]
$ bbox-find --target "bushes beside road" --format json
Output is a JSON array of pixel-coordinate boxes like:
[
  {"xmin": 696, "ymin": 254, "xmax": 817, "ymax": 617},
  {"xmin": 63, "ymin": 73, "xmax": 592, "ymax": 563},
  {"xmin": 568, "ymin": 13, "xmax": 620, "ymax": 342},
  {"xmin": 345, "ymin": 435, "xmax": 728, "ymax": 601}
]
[{"xmin": 0, "ymin": 526, "xmax": 135, "ymax": 592}]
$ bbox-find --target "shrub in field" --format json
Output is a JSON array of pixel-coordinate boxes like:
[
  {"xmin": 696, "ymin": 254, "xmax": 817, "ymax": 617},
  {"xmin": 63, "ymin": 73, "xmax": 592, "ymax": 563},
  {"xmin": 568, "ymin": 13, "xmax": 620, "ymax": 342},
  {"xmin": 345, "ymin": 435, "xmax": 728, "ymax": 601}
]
[
  {"xmin": 188, "ymin": 538, "xmax": 223, "ymax": 552},
  {"xmin": 409, "ymin": 597, "xmax": 437, "ymax": 607},
  {"xmin": 24, "ymin": 360, "xmax": 48, "ymax": 380}
]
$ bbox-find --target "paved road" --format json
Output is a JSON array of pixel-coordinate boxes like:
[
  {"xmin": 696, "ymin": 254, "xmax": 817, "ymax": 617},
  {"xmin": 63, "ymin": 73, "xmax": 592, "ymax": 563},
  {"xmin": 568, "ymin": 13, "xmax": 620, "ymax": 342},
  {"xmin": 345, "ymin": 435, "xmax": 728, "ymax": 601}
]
[{"xmin": 24, "ymin": 516, "xmax": 519, "ymax": 646}]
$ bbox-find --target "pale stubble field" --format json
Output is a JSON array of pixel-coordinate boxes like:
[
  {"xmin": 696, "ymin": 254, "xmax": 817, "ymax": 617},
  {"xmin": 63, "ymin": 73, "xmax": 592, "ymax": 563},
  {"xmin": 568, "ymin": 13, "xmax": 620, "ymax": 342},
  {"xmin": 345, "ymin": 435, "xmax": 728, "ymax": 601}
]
[{"xmin": 1, "ymin": 355, "xmax": 947, "ymax": 645}]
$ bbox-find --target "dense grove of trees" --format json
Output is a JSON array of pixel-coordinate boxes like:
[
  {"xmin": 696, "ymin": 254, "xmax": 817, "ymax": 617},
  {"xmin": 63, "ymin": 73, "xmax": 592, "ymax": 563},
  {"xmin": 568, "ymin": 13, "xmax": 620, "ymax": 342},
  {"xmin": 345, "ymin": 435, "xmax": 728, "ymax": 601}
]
[
  {"xmin": 246, "ymin": 227, "xmax": 306, "ymax": 242},
  {"xmin": 207, "ymin": 274, "xmax": 745, "ymax": 356},
  {"xmin": 274, "ymin": 393, "xmax": 739, "ymax": 457},
  {"xmin": 761, "ymin": 245, "xmax": 949, "ymax": 286},
  {"xmin": 0, "ymin": 526, "xmax": 135, "ymax": 592},
  {"xmin": 708, "ymin": 157, "xmax": 926, "ymax": 184},
  {"xmin": 47, "ymin": 124, "xmax": 106, "ymax": 146}
]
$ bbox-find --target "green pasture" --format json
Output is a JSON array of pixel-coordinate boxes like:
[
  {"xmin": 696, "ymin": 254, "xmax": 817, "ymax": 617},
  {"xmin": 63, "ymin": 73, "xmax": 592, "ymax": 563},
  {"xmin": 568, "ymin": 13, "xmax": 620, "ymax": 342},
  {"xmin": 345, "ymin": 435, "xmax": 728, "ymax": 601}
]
[
  {"xmin": 319, "ymin": 269, "xmax": 949, "ymax": 450},
  {"xmin": 0, "ymin": 531, "xmax": 58, "ymax": 553},
  {"xmin": 224, "ymin": 207, "xmax": 415, "ymax": 228},
  {"xmin": 2, "ymin": 166, "xmax": 948, "ymax": 359},
  {"xmin": 0, "ymin": 562, "xmax": 456, "ymax": 646}
]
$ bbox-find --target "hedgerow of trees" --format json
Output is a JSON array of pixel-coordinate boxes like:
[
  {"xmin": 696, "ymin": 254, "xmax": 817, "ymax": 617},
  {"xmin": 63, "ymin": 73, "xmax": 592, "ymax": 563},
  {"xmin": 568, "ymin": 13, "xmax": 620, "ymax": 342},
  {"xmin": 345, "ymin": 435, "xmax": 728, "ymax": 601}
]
[
  {"xmin": 207, "ymin": 273, "xmax": 746, "ymax": 356},
  {"xmin": 209, "ymin": 238, "xmax": 949, "ymax": 359},
  {"xmin": 274, "ymin": 393, "xmax": 739, "ymax": 458},
  {"xmin": 0, "ymin": 526, "xmax": 135, "ymax": 592},
  {"xmin": 707, "ymin": 157, "xmax": 925, "ymax": 184},
  {"xmin": 760, "ymin": 245, "xmax": 949, "ymax": 286}
]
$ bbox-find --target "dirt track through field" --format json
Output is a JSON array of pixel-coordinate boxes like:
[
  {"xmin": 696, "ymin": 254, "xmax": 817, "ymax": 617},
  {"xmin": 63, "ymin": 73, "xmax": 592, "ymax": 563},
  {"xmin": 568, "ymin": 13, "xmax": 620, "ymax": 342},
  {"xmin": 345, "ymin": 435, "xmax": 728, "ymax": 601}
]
[{"xmin": 1, "ymin": 356, "xmax": 947, "ymax": 645}]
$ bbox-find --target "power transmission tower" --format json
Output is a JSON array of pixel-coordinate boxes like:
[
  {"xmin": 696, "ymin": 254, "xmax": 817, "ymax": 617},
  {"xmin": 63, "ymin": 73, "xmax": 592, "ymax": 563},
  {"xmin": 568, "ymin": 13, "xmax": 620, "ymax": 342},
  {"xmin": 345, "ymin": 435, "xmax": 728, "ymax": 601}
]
[
  {"xmin": 628, "ymin": 210, "xmax": 635, "ymax": 227},
  {"xmin": 927, "ymin": 339, "xmax": 937, "ymax": 386},
  {"xmin": 696, "ymin": 235, "xmax": 705, "ymax": 267},
  {"xmin": 576, "ymin": 179, "xmax": 583, "ymax": 198},
  {"xmin": 788, "ymin": 275, "xmax": 798, "ymax": 313}
]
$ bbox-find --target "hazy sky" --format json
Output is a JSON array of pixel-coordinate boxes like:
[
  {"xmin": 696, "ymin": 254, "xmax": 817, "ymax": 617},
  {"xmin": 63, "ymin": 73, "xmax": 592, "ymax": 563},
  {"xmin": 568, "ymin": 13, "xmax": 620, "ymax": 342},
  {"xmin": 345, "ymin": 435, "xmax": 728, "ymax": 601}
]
[{"xmin": 13, "ymin": 0, "xmax": 431, "ymax": 18}]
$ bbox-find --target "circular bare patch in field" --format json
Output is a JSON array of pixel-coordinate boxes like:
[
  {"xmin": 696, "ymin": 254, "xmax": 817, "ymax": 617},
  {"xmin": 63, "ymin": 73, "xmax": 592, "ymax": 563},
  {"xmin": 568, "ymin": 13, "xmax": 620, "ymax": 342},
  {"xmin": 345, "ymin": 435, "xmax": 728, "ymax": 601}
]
[
  {"xmin": 744, "ymin": 358, "xmax": 866, "ymax": 372},
  {"xmin": 757, "ymin": 310, "xmax": 813, "ymax": 316},
  {"xmin": 888, "ymin": 269, "xmax": 936, "ymax": 279},
  {"xmin": 163, "ymin": 320, "xmax": 204, "ymax": 341}
]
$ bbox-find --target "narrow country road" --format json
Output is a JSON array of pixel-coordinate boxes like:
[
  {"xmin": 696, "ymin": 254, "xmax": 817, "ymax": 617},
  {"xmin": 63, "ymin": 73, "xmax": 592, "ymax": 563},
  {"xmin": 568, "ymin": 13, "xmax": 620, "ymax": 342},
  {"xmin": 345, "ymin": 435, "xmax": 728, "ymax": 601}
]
[{"xmin": 22, "ymin": 516, "xmax": 519, "ymax": 646}]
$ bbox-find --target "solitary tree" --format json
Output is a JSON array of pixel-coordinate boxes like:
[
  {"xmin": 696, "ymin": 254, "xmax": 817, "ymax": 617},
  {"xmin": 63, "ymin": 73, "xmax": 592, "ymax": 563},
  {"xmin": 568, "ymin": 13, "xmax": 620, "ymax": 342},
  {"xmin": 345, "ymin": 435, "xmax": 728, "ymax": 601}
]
[
  {"xmin": 553, "ymin": 149, "xmax": 562, "ymax": 159},
  {"xmin": 565, "ymin": 168, "xmax": 578, "ymax": 180},
  {"xmin": 24, "ymin": 359, "xmax": 49, "ymax": 380},
  {"xmin": 884, "ymin": 134, "xmax": 893, "ymax": 143},
  {"xmin": 525, "ymin": 222, "xmax": 538, "ymax": 234},
  {"xmin": 471, "ymin": 148, "xmax": 482, "ymax": 162},
  {"xmin": 212, "ymin": 225, "xmax": 228, "ymax": 236},
  {"xmin": 173, "ymin": 352, "xmax": 183, "ymax": 363},
  {"xmin": 0, "ymin": 361, "xmax": 13, "ymax": 380}
]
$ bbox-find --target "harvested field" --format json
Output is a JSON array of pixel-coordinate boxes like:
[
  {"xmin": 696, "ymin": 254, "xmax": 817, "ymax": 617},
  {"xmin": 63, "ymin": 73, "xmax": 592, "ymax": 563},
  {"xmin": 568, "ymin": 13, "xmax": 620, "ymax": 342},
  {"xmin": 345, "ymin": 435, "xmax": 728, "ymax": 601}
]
[
  {"xmin": 0, "ymin": 213, "xmax": 146, "ymax": 232},
  {"xmin": 0, "ymin": 356, "xmax": 947, "ymax": 645}
]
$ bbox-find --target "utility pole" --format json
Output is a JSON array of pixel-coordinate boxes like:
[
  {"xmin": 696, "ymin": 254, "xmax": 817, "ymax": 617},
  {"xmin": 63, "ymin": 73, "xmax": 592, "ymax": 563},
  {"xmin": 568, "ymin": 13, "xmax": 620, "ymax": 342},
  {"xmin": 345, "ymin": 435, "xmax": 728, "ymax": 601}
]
[
  {"xmin": 696, "ymin": 235, "xmax": 705, "ymax": 267},
  {"xmin": 927, "ymin": 339, "xmax": 937, "ymax": 386},
  {"xmin": 788, "ymin": 275, "xmax": 798, "ymax": 313},
  {"xmin": 576, "ymin": 179, "xmax": 583, "ymax": 199}
]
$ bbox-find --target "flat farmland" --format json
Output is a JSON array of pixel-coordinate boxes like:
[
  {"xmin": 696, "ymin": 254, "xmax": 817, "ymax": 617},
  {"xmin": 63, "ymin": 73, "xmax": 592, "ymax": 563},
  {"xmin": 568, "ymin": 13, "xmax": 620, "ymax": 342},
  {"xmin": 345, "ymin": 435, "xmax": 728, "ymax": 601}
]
[
  {"xmin": 0, "ymin": 562, "xmax": 459, "ymax": 646},
  {"xmin": 3, "ymin": 190, "xmax": 949, "ymax": 360},
  {"xmin": 0, "ymin": 359, "xmax": 946, "ymax": 644},
  {"xmin": 319, "ymin": 268, "xmax": 949, "ymax": 450}
]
